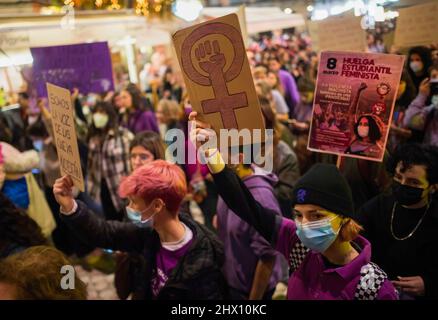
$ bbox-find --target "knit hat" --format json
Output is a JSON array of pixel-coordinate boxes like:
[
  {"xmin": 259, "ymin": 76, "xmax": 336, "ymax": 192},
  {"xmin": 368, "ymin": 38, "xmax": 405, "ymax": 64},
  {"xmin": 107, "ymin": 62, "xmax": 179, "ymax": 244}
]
[{"xmin": 292, "ymin": 163, "xmax": 354, "ymax": 218}]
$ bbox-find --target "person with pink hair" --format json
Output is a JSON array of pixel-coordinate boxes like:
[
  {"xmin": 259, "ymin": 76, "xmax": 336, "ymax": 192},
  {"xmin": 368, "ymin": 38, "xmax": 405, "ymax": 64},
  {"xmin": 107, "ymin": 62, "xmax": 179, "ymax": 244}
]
[{"xmin": 53, "ymin": 160, "xmax": 227, "ymax": 300}]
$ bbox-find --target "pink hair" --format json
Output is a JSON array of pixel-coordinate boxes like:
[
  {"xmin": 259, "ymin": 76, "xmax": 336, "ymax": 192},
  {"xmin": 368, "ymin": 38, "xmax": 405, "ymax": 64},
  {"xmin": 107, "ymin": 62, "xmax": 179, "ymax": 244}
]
[{"xmin": 119, "ymin": 160, "xmax": 187, "ymax": 212}]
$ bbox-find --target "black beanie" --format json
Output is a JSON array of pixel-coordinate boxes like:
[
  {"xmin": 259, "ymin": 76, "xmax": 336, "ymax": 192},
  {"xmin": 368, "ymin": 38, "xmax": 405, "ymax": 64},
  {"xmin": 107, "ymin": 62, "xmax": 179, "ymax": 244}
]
[{"xmin": 292, "ymin": 163, "xmax": 355, "ymax": 218}]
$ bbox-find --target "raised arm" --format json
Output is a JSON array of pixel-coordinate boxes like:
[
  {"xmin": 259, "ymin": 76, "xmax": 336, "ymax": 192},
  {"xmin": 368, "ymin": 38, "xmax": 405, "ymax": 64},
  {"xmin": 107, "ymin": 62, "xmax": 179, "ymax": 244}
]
[{"xmin": 54, "ymin": 175, "xmax": 147, "ymax": 252}]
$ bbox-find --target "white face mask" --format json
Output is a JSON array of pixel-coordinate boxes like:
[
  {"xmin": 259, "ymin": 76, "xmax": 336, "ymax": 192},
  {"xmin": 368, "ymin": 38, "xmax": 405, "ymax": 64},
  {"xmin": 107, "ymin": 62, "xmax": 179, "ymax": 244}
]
[
  {"xmin": 431, "ymin": 95, "xmax": 438, "ymax": 108},
  {"xmin": 409, "ymin": 61, "xmax": 423, "ymax": 73},
  {"xmin": 93, "ymin": 113, "xmax": 109, "ymax": 129},
  {"xmin": 358, "ymin": 125, "xmax": 369, "ymax": 138}
]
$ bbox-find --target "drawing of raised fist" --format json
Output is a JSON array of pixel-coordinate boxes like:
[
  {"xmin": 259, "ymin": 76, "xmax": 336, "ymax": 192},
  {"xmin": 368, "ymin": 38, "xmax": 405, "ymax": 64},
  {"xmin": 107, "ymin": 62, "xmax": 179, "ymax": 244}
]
[{"xmin": 195, "ymin": 40, "xmax": 226, "ymax": 74}]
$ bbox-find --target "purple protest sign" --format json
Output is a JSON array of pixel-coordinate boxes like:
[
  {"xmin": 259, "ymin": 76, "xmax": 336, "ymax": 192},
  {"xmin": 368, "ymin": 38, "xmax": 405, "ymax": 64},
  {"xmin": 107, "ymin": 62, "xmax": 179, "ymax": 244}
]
[{"xmin": 30, "ymin": 42, "xmax": 114, "ymax": 97}]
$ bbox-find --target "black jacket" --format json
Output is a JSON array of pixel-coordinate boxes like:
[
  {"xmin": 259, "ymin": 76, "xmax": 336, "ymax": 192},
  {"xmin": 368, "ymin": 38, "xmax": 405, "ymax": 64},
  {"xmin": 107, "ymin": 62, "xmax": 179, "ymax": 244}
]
[
  {"xmin": 357, "ymin": 193, "xmax": 438, "ymax": 299},
  {"xmin": 61, "ymin": 201, "xmax": 227, "ymax": 299}
]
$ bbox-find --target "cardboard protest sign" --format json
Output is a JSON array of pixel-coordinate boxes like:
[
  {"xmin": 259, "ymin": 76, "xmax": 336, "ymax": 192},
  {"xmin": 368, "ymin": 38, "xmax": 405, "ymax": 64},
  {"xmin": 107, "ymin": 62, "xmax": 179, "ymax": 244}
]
[
  {"xmin": 47, "ymin": 83, "xmax": 85, "ymax": 191},
  {"xmin": 308, "ymin": 14, "xmax": 366, "ymax": 52},
  {"xmin": 394, "ymin": 2, "xmax": 438, "ymax": 47},
  {"xmin": 308, "ymin": 51, "xmax": 404, "ymax": 162},
  {"xmin": 31, "ymin": 42, "xmax": 114, "ymax": 97},
  {"xmin": 172, "ymin": 14, "xmax": 265, "ymax": 146},
  {"xmin": 236, "ymin": 5, "xmax": 249, "ymax": 48}
]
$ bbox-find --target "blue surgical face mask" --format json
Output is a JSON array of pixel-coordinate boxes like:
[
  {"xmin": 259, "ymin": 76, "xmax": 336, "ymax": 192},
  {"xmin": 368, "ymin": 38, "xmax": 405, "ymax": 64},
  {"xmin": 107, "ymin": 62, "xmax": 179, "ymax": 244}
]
[
  {"xmin": 33, "ymin": 140, "xmax": 44, "ymax": 152},
  {"xmin": 296, "ymin": 216, "xmax": 341, "ymax": 253},
  {"xmin": 126, "ymin": 204, "xmax": 156, "ymax": 227}
]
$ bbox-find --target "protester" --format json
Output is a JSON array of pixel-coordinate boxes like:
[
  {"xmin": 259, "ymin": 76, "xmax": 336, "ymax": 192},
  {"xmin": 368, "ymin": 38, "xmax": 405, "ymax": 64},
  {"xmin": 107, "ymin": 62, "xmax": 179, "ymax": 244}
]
[
  {"xmin": 190, "ymin": 111, "xmax": 398, "ymax": 300},
  {"xmin": 357, "ymin": 144, "xmax": 438, "ymax": 299},
  {"xmin": 404, "ymin": 64, "xmax": 438, "ymax": 146},
  {"xmin": 259, "ymin": 97, "xmax": 300, "ymax": 218},
  {"xmin": 87, "ymin": 101, "xmax": 133, "ymax": 220},
  {"xmin": 53, "ymin": 161, "xmax": 227, "ymax": 299},
  {"xmin": 1, "ymin": 92, "xmax": 33, "ymax": 151},
  {"xmin": 156, "ymin": 98, "xmax": 183, "ymax": 142},
  {"xmin": 0, "ymin": 141, "xmax": 56, "ymax": 237},
  {"xmin": 120, "ymin": 84, "xmax": 159, "ymax": 134},
  {"xmin": 407, "ymin": 46, "xmax": 433, "ymax": 93},
  {"xmin": 268, "ymin": 57, "xmax": 300, "ymax": 115},
  {"xmin": 215, "ymin": 144, "xmax": 283, "ymax": 300},
  {"xmin": 129, "ymin": 131, "xmax": 166, "ymax": 172},
  {"xmin": 0, "ymin": 246, "xmax": 87, "ymax": 300},
  {"xmin": 115, "ymin": 130, "xmax": 166, "ymax": 298},
  {"xmin": 0, "ymin": 192, "xmax": 47, "ymax": 258}
]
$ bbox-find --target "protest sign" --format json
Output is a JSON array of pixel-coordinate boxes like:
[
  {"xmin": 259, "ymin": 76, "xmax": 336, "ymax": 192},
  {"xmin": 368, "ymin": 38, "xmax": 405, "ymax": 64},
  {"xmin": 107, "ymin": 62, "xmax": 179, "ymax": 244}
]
[
  {"xmin": 308, "ymin": 14, "xmax": 366, "ymax": 52},
  {"xmin": 47, "ymin": 83, "xmax": 85, "ymax": 191},
  {"xmin": 31, "ymin": 42, "xmax": 114, "ymax": 97},
  {"xmin": 394, "ymin": 2, "xmax": 438, "ymax": 47},
  {"xmin": 172, "ymin": 14, "xmax": 265, "ymax": 146},
  {"xmin": 308, "ymin": 51, "xmax": 404, "ymax": 162}
]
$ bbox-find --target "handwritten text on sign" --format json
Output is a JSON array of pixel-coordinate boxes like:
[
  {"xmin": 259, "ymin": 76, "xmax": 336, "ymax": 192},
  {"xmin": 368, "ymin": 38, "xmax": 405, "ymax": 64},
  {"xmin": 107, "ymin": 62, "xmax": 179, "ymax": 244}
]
[{"xmin": 47, "ymin": 83, "xmax": 85, "ymax": 191}]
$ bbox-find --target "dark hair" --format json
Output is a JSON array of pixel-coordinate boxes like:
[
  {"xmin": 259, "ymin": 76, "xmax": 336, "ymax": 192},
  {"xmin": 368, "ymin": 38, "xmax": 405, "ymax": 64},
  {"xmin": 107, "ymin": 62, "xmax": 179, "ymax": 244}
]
[
  {"xmin": 396, "ymin": 69, "xmax": 417, "ymax": 109},
  {"xmin": 408, "ymin": 46, "xmax": 433, "ymax": 77},
  {"xmin": 0, "ymin": 192, "xmax": 47, "ymax": 256},
  {"xmin": 129, "ymin": 131, "xmax": 165, "ymax": 161},
  {"xmin": 259, "ymin": 96, "xmax": 276, "ymax": 131},
  {"xmin": 124, "ymin": 83, "xmax": 152, "ymax": 111},
  {"xmin": 354, "ymin": 115, "xmax": 381, "ymax": 142},
  {"xmin": 268, "ymin": 57, "xmax": 281, "ymax": 64},
  {"xmin": 87, "ymin": 101, "xmax": 119, "ymax": 140},
  {"xmin": 26, "ymin": 117, "xmax": 49, "ymax": 139},
  {"xmin": 429, "ymin": 63, "xmax": 438, "ymax": 75},
  {"xmin": 18, "ymin": 92, "xmax": 29, "ymax": 100},
  {"xmin": 387, "ymin": 144, "xmax": 438, "ymax": 185}
]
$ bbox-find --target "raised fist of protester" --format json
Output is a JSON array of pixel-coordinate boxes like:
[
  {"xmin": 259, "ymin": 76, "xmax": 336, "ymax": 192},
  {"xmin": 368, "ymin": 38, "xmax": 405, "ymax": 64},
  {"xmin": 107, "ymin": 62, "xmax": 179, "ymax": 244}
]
[{"xmin": 53, "ymin": 175, "xmax": 75, "ymax": 213}]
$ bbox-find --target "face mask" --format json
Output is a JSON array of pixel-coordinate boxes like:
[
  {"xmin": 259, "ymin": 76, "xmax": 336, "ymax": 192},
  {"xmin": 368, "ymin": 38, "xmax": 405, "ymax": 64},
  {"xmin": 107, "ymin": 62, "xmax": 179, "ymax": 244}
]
[
  {"xmin": 409, "ymin": 61, "xmax": 423, "ymax": 73},
  {"xmin": 392, "ymin": 181, "xmax": 426, "ymax": 206},
  {"xmin": 126, "ymin": 203, "xmax": 157, "ymax": 227},
  {"xmin": 431, "ymin": 95, "xmax": 438, "ymax": 108},
  {"xmin": 33, "ymin": 140, "xmax": 44, "ymax": 152},
  {"xmin": 296, "ymin": 216, "xmax": 341, "ymax": 253},
  {"xmin": 357, "ymin": 126, "xmax": 369, "ymax": 138},
  {"xmin": 93, "ymin": 113, "xmax": 109, "ymax": 129}
]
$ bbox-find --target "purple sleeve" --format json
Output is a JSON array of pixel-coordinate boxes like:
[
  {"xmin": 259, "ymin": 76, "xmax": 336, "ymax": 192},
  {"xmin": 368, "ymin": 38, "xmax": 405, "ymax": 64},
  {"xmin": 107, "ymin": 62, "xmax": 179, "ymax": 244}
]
[
  {"xmin": 287, "ymin": 74, "xmax": 301, "ymax": 108},
  {"xmin": 281, "ymin": 71, "xmax": 301, "ymax": 109},
  {"xmin": 376, "ymin": 279, "xmax": 399, "ymax": 300},
  {"xmin": 250, "ymin": 228, "xmax": 279, "ymax": 260},
  {"xmin": 403, "ymin": 93, "xmax": 431, "ymax": 129},
  {"xmin": 274, "ymin": 217, "xmax": 299, "ymax": 260},
  {"xmin": 249, "ymin": 187, "xmax": 282, "ymax": 260},
  {"xmin": 139, "ymin": 111, "xmax": 159, "ymax": 133}
]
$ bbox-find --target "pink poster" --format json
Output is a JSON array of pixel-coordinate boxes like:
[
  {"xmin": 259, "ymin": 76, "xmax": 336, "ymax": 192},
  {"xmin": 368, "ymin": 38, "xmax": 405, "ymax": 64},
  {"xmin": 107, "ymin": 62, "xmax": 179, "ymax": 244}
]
[{"xmin": 308, "ymin": 51, "xmax": 405, "ymax": 162}]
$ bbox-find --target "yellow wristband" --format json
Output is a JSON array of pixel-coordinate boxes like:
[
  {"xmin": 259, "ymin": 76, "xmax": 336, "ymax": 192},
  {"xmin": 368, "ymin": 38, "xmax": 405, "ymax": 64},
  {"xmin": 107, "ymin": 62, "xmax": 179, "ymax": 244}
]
[{"xmin": 205, "ymin": 148, "xmax": 225, "ymax": 174}]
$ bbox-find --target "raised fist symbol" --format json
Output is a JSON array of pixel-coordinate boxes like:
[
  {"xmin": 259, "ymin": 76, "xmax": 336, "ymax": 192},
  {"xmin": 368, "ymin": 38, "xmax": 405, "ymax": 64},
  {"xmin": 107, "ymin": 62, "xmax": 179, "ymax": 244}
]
[{"xmin": 195, "ymin": 40, "xmax": 226, "ymax": 74}]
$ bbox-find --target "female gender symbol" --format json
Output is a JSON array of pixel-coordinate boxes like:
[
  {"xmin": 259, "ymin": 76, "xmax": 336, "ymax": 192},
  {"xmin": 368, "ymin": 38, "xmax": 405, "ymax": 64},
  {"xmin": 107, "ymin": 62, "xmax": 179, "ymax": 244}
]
[{"xmin": 181, "ymin": 22, "xmax": 247, "ymax": 129}]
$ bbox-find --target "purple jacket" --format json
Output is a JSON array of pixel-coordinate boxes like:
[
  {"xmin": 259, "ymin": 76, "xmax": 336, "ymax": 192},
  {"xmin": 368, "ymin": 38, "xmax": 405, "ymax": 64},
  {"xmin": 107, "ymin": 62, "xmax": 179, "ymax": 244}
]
[
  {"xmin": 212, "ymin": 167, "xmax": 398, "ymax": 300},
  {"xmin": 276, "ymin": 218, "xmax": 397, "ymax": 299},
  {"xmin": 127, "ymin": 109, "xmax": 159, "ymax": 134},
  {"xmin": 404, "ymin": 92, "xmax": 438, "ymax": 146},
  {"xmin": 279, "ymin": 69, "xmax": 300, "ymax": 112},
  {"xmin": 217, "ymin": 167, "xmax": 284, "ymax": 296}
]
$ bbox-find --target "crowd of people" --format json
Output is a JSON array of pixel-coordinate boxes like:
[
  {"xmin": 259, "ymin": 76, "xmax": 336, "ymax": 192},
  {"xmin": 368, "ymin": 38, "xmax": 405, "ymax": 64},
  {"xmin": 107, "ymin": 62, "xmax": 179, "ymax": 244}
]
[{"xmin": 0, "ymin": 27, "xmax": 437, "ymax": 301}]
